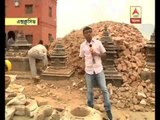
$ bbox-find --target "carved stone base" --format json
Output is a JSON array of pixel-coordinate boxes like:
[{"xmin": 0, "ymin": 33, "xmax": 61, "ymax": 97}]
[
  {"xmin": 104, "ymin": 67, "xmax": 123, "ymax": 87},
  {"xmin": 41, "ymin": 66, "xmax": 75, "ymax": 80}
]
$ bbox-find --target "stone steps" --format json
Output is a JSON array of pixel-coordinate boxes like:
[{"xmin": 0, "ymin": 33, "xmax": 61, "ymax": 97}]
[{"xmin": 6, "ymin": 71, "xmax": 32, "ymax": 79}]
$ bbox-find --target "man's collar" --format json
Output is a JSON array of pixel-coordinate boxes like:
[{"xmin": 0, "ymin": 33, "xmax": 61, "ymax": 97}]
[{"xmin": 85, "ymin": 39, "xmax": 95, "ymax": 45}]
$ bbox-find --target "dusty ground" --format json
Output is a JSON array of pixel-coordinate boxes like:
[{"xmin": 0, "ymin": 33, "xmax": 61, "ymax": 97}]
[{"xmin": 11, "ymin": 75, "xmax": 155, "ymax": 120}]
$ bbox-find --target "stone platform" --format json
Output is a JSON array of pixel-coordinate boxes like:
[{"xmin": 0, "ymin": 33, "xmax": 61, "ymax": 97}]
[
  {"xmin": 41, "ymin": 67, "xmax": 75, "ymax": 80},
  {"xmin": 104, "ymin": 67, "xmax": 123, "ymax": 87},
  {"xmin": 140, "ymin": 30, "xmax": 155, "ymax": 83}
]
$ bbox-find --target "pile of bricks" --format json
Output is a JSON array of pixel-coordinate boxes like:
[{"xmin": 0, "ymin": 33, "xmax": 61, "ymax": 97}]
[
  {"xmin": 108, "ymin": 22, "xmax": 146, "ymax": 84},
  {"xmin": 57, "ymin": 21, "xmax": 155, "ymax": 111},
  {"xmin": 93, "ymin": 79, "xmax": 155, "ymax": 112},
  {"xmin": 60, "ymin": 21, "xmax": 147, "ymax": 81}
]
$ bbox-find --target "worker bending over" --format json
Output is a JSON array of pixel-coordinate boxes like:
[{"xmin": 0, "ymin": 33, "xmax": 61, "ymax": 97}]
[{"xmin": 28, "ymin": 40, "xmax": 48, "ymax": 81}]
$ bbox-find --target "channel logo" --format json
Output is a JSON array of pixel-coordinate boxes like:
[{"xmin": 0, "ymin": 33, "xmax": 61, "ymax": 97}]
[{"xmin": 130, "ymin": 6, "xmax": 142, "ymax": 24}]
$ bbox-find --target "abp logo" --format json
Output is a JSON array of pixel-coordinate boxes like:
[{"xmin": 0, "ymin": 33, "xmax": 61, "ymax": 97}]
[{"xmin": 130, "ymin": 6, "xmax": 142, "ymax": 24}]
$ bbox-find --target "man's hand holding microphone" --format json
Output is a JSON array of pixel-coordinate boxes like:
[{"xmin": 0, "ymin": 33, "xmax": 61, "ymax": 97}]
[
  {"xmin": 89, "ymin": 44, "xmax": 100, "ymax": 57},
  {"xmin": 89, "ymin": 44, "xmax": 101, "ymax": 64}
]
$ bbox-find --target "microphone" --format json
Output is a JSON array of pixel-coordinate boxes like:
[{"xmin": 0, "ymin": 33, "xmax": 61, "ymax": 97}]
[{"xmin": 89, "ymin": 44, "xmax": 95, "ymax": 64}]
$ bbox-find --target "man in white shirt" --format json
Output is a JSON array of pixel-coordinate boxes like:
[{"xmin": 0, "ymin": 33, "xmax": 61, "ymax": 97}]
[
  {"xmin": 79, "ymin": 26, "xmax": 112, "ymax": 120},
  {"xmin": 28, "ymin": 40, "xmax": 48, "ymax": 80}
]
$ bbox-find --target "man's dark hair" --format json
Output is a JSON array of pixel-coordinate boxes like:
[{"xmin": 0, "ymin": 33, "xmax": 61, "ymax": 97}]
[
  {"xmin": 38, "ymin": 40, "xmax": 43, "ymax": 45},
  {"xmin": 83, "ymin": 26, "xmax": 92, "ymax": 33}
]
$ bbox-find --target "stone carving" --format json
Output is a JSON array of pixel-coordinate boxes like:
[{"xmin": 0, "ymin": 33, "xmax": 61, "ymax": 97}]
[
  {"xmin": 5, "ymin": 31, "xmax": 32, "ymax": 77},
  {"xmin": 100, "ymin": 26, "xmax": 123, "ymax": 87},
  {"xmin": 41, "ymin": 40, "xmax": 74, "ymax": 80},
  {"xmin": 141, "ymin": 30, "xmax": 155, "ymax": 83},
  {"xmin": 6, "ymin": 31, "xmax": 32, "ymax": 57}
]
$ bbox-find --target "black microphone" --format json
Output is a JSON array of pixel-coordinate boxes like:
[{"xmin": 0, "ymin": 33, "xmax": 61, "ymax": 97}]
[{"xmin": 89, "ymin": 44, "xmax": 95, "ymax": 64}]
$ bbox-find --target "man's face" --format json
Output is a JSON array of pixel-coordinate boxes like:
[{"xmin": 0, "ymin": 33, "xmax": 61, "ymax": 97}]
[{"xmin": 83, "ymin": 29, "xmax": 92, "ymax": 41}]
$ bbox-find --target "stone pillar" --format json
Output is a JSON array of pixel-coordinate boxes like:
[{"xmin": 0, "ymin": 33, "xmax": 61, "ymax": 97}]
[
  {"xmin": 50, "ymin": 42, "xmax": 67, "ymax": 68},
  {"xmin": 145, "ymin": 31, "xmax": 155, "ymax": 69},
  {"xmin": 100, "ymin": 26, "xmax": 123, "ymax": 87},
  {"xmin": 5, "ymin": 31, "xmax": 32, "ymax": 79},
  {"xmin": 141, "ymin": 30, "xmax": 155, "ymax": 83},
  {"xmin": 41, "ymin": 41, "xmax": 75, "ymax": 80}
]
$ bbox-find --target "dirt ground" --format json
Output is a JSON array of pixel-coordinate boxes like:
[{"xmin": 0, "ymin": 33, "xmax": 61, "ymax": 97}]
[{"xmin": 12, "ymin": 74, "xmax": 155, "ymax": 120}]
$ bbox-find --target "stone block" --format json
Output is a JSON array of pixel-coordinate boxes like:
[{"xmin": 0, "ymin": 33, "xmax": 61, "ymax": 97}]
[
  {"xmin": 134, "ymin": 105, "xmax": 144, "ymax": 111},
  {"xmin": 137, "ymin": 92, "xmax": 146, "ymax": 100},
  {"xmin": 140, "ymin": 99, "xmax": 147, "ymax": 105},
  {"xmin": 25, "ymin": 99, "xmax": 38, "ymax": 117},
  {"xmin": 5, "ymin": 97, "xmax": 14, "ymax": 105},
  {"xmin": 15, "ymin": 105, "xmax": 26, "ymax": 116},
  {"xmin": 35, "ymin": 97, "xmax": 48, "ymax": 107},
  {"xmin": 8, "ymin": 93, "xmax": 17, "ymax": 98},
  {"xmin": 5, "ymin": 106, "xmax": 16, "ymax": 120},
  {"xmin": 34, "ymin": 105, "xmax": 53, "ymax": 120},
  {"xmin": 146, "ymin": 97, "xmax": 155, "ymax": 105},
  {"xmin": 6, "ymin": 94, "xmax": 26, "ymax": 106},
  {"xmin": 50, "ymin": 110, "xmax": 61, "ymax": 120}
]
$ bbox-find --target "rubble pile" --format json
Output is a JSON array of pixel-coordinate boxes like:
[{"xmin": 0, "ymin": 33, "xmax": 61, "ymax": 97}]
[
  {"xmin": 5, "ymin": 84, "xmax": 61, "ymax": 120},
  {"xmin": 5, "ymin": 84, "xmax": 103, "ymax": 120},
  {"xmin": 59, "ymin": 21, "xmax": 147, "ymax": 82},
  {"xmin": 70, "ymin": 75, "xmax": 155, "ymax": 112},
  {"xmin": 107, "ymin": 22, "xmax": 146, "ymax": 84},
  {"xmin": 5, "ymin": 76, "xmax": 11, "ymax": 89},
  {"xmin": 5, "ymin": 94, "xmax": 61, "ymax": 120},
  {"xmin": 93, "ymin": 79, "xmax": 155, "ymax": 112}
]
